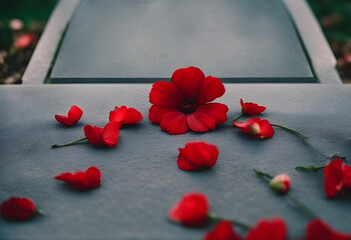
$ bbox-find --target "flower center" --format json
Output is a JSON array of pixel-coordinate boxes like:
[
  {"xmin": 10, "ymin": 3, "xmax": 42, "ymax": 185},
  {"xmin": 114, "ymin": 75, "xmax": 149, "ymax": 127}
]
[{"xmin": 179, "ymin": 101, "xmax": 197, "ymax": 114}]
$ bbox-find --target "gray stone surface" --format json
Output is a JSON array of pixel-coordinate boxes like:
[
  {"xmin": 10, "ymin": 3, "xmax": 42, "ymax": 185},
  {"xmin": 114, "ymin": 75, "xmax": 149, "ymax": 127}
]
[
  {"xmin": 1, "ymin": 84, "xmax": 351, "ymax": 239},
  {"xmin": 51, "ymin": 0, "xmax": 313, "ymax": 83}
]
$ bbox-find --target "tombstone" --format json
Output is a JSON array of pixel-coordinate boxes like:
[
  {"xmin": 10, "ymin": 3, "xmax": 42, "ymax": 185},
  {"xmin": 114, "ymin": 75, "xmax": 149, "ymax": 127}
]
[{"xmin": 50, "ymin": 0, "xmax": 314, "ymax": 83}]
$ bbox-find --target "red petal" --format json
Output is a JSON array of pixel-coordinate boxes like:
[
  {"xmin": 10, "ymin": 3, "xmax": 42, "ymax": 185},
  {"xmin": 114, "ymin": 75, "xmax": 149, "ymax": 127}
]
[
  {"xmin": 240, "ymin": 99, "xmax": 266, "ymax": 116},
  {"xmin": 177, "ymin": 149, "xmax": 203, "ymax": 171},
  {"xmin": 187, "ymin": 111, "xmax": 216, "ymax": 132},
  {"xmin": 67, "ymin": 105, "xmax": 83, "ymax": 123},
  {"xmin": 68, "ymin": 171, "xmax": 89, "ymax": 190},
  {"xmin": 168, "ymin": 192, "xmax": 209, "ymax": 227},
  {"xmin": 54, "ymin": 172, "xmax": 74, "ymax": 182},
  {"xmin": 257, "ymin": 119, "xmax": 274, "ymax": 139},
  {"xmin": 84, "ymin": 125, "xmax": 105, "ymax": 146},
  {"xmin": 324, "ymin": 158, "xmax": 345, "ymax": 198},
  {"xmin": 171, "ymin": 67, "xmax": 205, "ymax": 100},
  {"xmin": 102, "ymin": 122, "xmax": 120, "ymax": 147},
  {"xmin": 85, "ymin": 167, "xmax": 101, "ymax": 189},
  {"xmin": 247, "ymin": 217, "xmax": 287, "ymax": 240},
  {"xmin": 343, "ymin": 165, "xmax": 351, "ymax": 188},
  {"xmin": 54, "ymin": 167, "xmax": 101, "ymax": 191},
  {"xmin": 178, "ymin": 142, "xmax": 218, "ymax": 171},
  {"xmin": 232, "ymin": 121, "xmax": 250, "ymax": 134},
  {"xmin": 55, "ymin": 115, "xmax": 74, "ymax": 126},
  {"xmin": 196, "ymin": 76, "xmax": 226, "ymax": 105},
  {"xmin": 304, "ymin": 218, "xmax": 351, "ymax": 240},
  {"xmin": 196, "ymin": 103, "xmax": 228, "ymax": 124},
  {"xmin": 204, "ymin": 221, "xmax": 243, "ymax": 240},
  {"xmin": 160, "ymin": 112, "xmax": 189, "ymax": 135},
  {"xmin": 109, "ymin": 106, "xmax": 143, "ymax": 125},
  {"xmin": 149, "ymin": 81, "xmax": 182, "ymax": 107},
  {"xmin": 148, "ymin": 105, "xmax": 179, "ymax": 124},
  {"xmin": 0, "ymin": 197, "xmax": 36, "ymax": 221}
]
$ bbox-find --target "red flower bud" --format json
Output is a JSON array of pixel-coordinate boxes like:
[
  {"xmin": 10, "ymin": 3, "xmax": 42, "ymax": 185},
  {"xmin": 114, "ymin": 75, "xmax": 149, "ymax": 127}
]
[
  {"xmin": 246, "ymin": 217, "xmax": 287, "ymax": 240},
  {"xmin": 324, "ymin": 158, "xmax": 351, "ymax": 198},
  {"xmin": 83, "ymin": 122, "xmax": 121, "ymax": 147},
  {"xmin": 233, "ymin": 117, "xmax": 274, "ymax": 139},
  {"xmin": 304, "ymin": 218, "xmax": 351, "ymax": 240},
  {"xmin": 269, "ymin": 174, "xmax": 291, "ymax": 194},
  {"xmin": 55, "ymin": 105, "xmax": 83, "ymax": 127},
  {"xmin": 1, "ymin": 197, "xmax": 36, "ymax": 221},
  {"xmin": 168, "ymin": 192, "xmax": 209, "ymax": 227},
  {"xmin": 240, "ymin": 99, "xmax": 266, "ymax": 116},
  {"xmin": 204, "ymin": 221, "xmax": 242, "ymax": 240},
  {"xmin": 177, "ymin": 141, "xmax": 219, "ymax": 171},
  {"xmin": 109, "ymin": 105, "xmax": 143, "ymax": 126},
  {"xmin": 54, "ymin": 166, "xmax": 101, "ymax": 191}
]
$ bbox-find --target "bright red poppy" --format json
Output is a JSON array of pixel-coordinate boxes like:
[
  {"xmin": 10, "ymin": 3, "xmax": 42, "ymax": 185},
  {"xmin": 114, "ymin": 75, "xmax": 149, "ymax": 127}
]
[
  {"xmin": 270, "ymin": 174, "xmax": 291, "ymax": 194},
  {"xmin": 83, "ymin": 122, "xmax": 120, "ymax": 147},
  {"xmin": 324, "ymin": 158, "xmax": 351, "ymax": 198},
  {"xmin": 232, "ymin": 117, "xmax": 274, "ymax": 139},
  {"xmin": 55, "ymin": 105, "xmax": 83, "ymax": 126},
  {"xmin": 109, "ymin": 106, "xmax": 143, "ymax": 126},
  {"xmin": 240, "ymin": 99, "xmax": 266, "ymax": 116},
  {"xmin": 54, "ymin": 166, "xmax": 101, "ymax": 191},
  {"xmin": 246, "ymin": 217, "xmax": 287, "ymax": 240},
  {"xmin": 168, "ymin": 192, "xmax": 209, "ymax": 227},
  {"xmin": 1, "ymin": 197, "xmax": 36, "ymax": 221},
  {"xmin": 177, "ymin": 141, "xmax": 219, "ymax": 171},
  {"xmin": 149, "ymin": 67, "xmax": 228, "ymax": 135},
  {"xmin": 304, "ymin": 218, "xmax": 351, "ymax": 240},
  {"xmin": 14, "ymin": 33, "xmax": 34, "ymax": 49},
  {"xmin": 204, "ymin": 221, "xmax": 243, "ymax": 240}
]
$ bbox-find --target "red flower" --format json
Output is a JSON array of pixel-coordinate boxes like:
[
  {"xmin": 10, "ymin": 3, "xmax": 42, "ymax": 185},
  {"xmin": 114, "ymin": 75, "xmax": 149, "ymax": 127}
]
[
  {"xmin": 55, "ymin": 105, "xmax": 83, "ymax": 126},
  {"xmin": 324, "ymin": 158, "xmax": 351, "ymax": 198},
  {"xmin": 54, "ymin": 166, "xmax": 101, "ymax": 191},
  {"xmin": 109, "ymin": 105, "xmax": 143, "ymax": 126},
  {"xmin": 304, "ymin": 218, "xmax": 351, "ymax": 240},
  {"xmin": 270, "ymin": 174, "xmax": 291, "ymax": 194},
  {"xmin": 1, "ymin": 197, "xmax": 36, "ymax": 221},
  {"xmin": 149, "ymin": 67, "xmax": 228, "ymax": 135},
  {"xmin": 168, "ymin": 192, "xmax": 209, "ymax": 227},
  {"xmin": 177, "ymin": 141, "xmax": 219, "ymax": 171},
  {"xmin": 204, "ymin": 221, "xmax": 243, "ymax": 240},
  {"xmin": 14, "ymin": 33, "xmax": 34, "ymax": 49},
  {"xmin": 83, "ymin": 122, "xmax": 120, "ymax": 147},
  {"xmin": 246, "ymin": 217, "xmax": 287, "ymax": 240},
  {"xmin": 240, "ymin": 99, "xmax": 266, "ymax": 116},
  {"xmin": 232, "ymin": 117, "xmax": 274, "ymax": 139}
]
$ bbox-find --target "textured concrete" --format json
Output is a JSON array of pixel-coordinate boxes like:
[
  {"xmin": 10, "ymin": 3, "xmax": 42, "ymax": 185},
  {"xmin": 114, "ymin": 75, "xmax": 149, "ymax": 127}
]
[
  {"xmin": 50, "ymin": 0, "xmax": 313, "ymax": 83},
  {"xmin": 1, "ymin": 84, "xmax": 351, "ymax": 239}
]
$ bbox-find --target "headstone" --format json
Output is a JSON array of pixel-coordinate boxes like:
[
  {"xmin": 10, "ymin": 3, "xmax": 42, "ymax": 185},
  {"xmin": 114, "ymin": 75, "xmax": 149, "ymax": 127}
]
[{"xmin": 51, "ymin": 0, "xmax": 314, "ymax": 83}]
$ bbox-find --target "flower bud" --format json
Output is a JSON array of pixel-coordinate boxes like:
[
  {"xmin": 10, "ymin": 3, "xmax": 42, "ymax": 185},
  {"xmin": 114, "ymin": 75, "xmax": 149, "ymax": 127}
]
[{"xmin": 269, "ymin": 174, "xmax": 291, "ymax": 194}]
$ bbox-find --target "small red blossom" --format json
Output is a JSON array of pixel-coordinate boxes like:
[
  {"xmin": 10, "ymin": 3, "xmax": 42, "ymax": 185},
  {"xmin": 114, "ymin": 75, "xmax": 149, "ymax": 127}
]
[
  {"xmin": 304, "ymin": 218, "xmax": 351, "ymax": 240},
  {"xmin": 270, "ymin": 174, "xmax": 291, "ymax": 194},
  {"xmin": 232, "ymin": 117, "xmax": 274, "ymax": 139},
  {"xmin": 324, "ymin": 158, "xmax": 351, "ymax": 198},
  {"xmin": 204, "ymin": 221, "xmax": 242, "ymax": 240},
  {"xmin": 109, "ymin": 105, "xmax": 143, "ymax": 126},
  {"xmin": 54, "ymin": 166, "xmax": 101, "ymax": 191},
  {"xmin": 55, "ymin": 105, "xmax": 83, "ymax": 126},
  {"xmin": 168, "ymin": 192, "xmax": 209, "ymax": 227},
  {"xmin": 83, "ymin": 122, "xmax": 120, "ymax": 147},
  {"xmin": 14, "ymin": 33, "xmax": 33, "ymax": 49},
  {"xmin": 240, "ymin": 99, "xmax": 266, "ymax": 116},
  {"xmin": 1, "ymin": 197, "xmax": 36, "ymax": 221},
  {"xmin": 149, "ymin": 66, "xmax": 228, "ymax": 135},
  {"xmin": 246, "ymin": 217, "xmax": 287, "ymax": 240},
  {"xmin": 177, "ymin": 141, "xmax": 219, "ymax": 171}
]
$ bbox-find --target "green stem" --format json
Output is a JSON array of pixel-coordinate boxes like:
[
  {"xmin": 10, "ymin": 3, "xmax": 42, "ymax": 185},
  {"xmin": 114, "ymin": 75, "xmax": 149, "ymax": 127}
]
[
  {"xmin": 271, "ymin": 124, "xmax": 308, "ymax": 139},
  {"xmin": 295, "ymin": 165, "xmax": 325, "ymax": 172},
  {"xmin": 253, "ymin": 168, "xmax": 273, "ymax": 183},
  {"xmin": 52, "ymin": 137, "xmax": 87, "ymax": 148},
  {"xmin": 287, "ymin": 192, "xmax": 315, "ymax": 219},
  {"xmin": 232, "ymin": 112, "xmax": 244, "ymax": 122},
  {"xmin": 207, "ymin": 212, "xmax": 251, "ymax": 230}
]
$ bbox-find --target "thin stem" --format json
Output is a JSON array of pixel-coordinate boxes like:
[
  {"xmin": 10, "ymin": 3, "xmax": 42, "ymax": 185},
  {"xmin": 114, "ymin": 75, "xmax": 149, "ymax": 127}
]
[
  {"xmin": 271, "ymin": 124, "xmax": 308, "ymax": 139},
  {"xmin": 232, "ymin": 112, "xmax": 244, "ymax": 122},
  {"xmin": 287, "ymin": 192, "xmax": 315, "ymax": 219},
  {"xmin": 253, "ymin": 168, "xmax": 273, "ymax": 183},
  {"xmin": 207, "ymin": 212, "xmax": 251, "ymax": 230},
  {"xmin": 295, "ymin": 165, "xmax": 325, "ymax": 172},
  {"xmin": 52, "ymin": 137, "xmax": 87, "ymax": 148}
]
